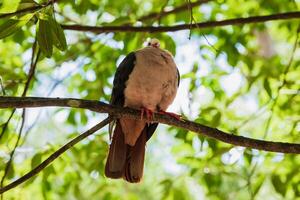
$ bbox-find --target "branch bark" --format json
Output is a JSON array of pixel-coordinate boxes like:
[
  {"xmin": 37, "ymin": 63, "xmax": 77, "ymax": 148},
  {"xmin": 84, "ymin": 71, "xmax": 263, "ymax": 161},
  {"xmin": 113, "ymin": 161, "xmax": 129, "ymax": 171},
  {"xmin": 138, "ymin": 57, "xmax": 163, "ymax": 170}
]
[
  {"xmin": 61, "ymin": 11, "xmax": 300, "ymax": 33},
  {"xmin": 0, "ymin": 117, "xmax": 112, "ymax": 194},
  {"xmin": 0, "ymin": 96, "xmax": 299, "ymax": 154}
]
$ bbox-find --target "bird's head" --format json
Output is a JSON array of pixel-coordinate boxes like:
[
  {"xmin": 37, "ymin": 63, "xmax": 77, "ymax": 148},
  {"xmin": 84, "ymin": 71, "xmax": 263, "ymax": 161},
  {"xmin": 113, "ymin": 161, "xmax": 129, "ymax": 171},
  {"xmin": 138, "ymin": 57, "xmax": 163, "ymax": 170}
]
[{"xmin": 147, "ymin": 38, "xmax": 160, "ymax": 48}]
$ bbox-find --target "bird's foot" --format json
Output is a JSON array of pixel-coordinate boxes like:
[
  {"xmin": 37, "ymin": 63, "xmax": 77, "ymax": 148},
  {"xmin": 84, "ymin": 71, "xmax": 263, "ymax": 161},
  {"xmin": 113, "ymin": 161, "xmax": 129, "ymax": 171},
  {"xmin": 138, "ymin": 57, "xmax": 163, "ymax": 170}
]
[
  {"xmin": 140, "ymin": 107, "xmax": 154, "ymax": 121},
  {"xmin": 158, "ymin": 110, "xmax": 182, "ymax": 120}
]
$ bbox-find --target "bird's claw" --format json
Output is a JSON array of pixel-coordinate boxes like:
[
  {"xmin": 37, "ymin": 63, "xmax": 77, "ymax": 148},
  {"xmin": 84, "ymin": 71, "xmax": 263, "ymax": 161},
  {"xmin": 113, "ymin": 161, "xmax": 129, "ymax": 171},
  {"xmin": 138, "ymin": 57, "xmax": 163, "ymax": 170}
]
[{"xmin": 140, "ymin": 107, "xmax": 154, "ymax": 121}]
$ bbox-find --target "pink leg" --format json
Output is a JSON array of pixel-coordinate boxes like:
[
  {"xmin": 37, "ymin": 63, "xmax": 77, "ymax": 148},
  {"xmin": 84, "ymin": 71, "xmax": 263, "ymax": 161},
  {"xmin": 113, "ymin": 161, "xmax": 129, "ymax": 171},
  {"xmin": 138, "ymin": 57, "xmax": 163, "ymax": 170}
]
[
  {"xmin": 158, "ymin": 110, "xmax": 182, "ymax": 120},
  {"xmin": 140, "ymin": 107, "xmax": 154, "ymax": 121}
]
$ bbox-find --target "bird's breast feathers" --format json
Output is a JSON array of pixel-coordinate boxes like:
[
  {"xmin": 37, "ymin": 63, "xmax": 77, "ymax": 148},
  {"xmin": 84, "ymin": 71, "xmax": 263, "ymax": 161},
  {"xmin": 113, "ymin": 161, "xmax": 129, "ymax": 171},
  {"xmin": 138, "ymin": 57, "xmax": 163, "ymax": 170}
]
[{"xmin": 124, "ymin": 47, "xmax": 178, "ymax": 111}]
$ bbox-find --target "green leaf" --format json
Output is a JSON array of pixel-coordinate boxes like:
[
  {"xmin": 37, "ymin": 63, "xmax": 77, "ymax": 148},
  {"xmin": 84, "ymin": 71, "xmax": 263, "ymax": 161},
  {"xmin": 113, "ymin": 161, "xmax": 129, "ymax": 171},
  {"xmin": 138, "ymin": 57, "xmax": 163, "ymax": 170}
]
[
  {"xmin": 271, "ymin": 175, "xmax": 287, "ymax": 196},
  {"xmin": 37, "ymin": 19, "xmax": 53, "ymax": 58},
  {"xmin": 17, "ymin": 0, "xmax": 39, "ymax": 10},
  {"xmin": 211, "ymin": 111, "xmax": 221, "ymax": 127},
  {"xmin": 0, "ymin": 0, "xmax": 21, "ymax": 13},
  {"xmin": 67, "ymin": 110, "xmax": 76, "ymax": 124},
  {"xmin": 0, "ymin": 13, "xmax": 34, "ymax": 39},
  {"xmin": 292, "ymin": 183, "xmax": 300, "ymax": 197},
  {"xmin": 244, "ymin": 150, "xmax": 253, "ymax": 166},
  {"xmin": 252, "ymin": 175, "xmax": 265, "ymax": 197},
  {"xmin": 181, "ymin": 72, "xmax": 196, "ymax": 79},
  {"xmin": 173, "ymin": 188, "xmax": 186, "ymax": 200},
  {"xmin": 159, "ymin": 179, "xmax": 173, "ymax": 199},
  {"xmin": 49, "ymin": 18, "xmax": 67, "ymax": 51},
  {"xmin": 36, "ymin": 12, "xmax": 67, "ymax": 56},
  {"xmin": 7, "ymin": 164, "xmax": 15, "ymax": 179},
  {"xmin": 31, "ymin": 153, "xmax": 42, "ymax": 169},
  {"xmin": 162, "ymin": 34, "xmax": 176, "ymax": 55},
  {"xmin": 80, "ymin": 110, "xmax": 88, "ymax": 125},
  {"xmin": 43, "ymin": 165, "xmax": 55, "ymax": 179},
  {"xmin": 263, "ymin": 78, "xmax": 272, "ymax": 98},
  {"xmin": 36, "ymin": 11, "xmax": 52, "ymax": 21}
]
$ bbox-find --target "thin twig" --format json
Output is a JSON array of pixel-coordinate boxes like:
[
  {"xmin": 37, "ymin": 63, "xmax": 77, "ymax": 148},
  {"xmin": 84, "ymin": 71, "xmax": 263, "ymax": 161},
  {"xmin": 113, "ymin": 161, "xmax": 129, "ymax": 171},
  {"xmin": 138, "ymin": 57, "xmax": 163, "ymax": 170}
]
[
  {"xmin": 186, "ymin": 0, "xmax": 220, "ymax": 52},
  {"xmin": 156, "ymin": 0, "xmax": 170, "ymax": 25},
  {"xmin": 263, "ymin": 24, "xmax": 299, "ymax": 138},
  {"xmin": 0, "ymin": 96, "xmax": 299, "ymax": 154},
  {"xmin": 0, "ymin": 43, "xmax": 40, "ymax": 199},
  {"xmin": 0, "ymin": 110, "xmax": 16, "ymax": 142},
  {"xmin": 236, "ymin": 100, "xmax": 271, "ymax": 129},
  {"xmin": 22, "ymin": 49, "xmax": 41, "ymax": 96},
  {"xmin": 0, "ymin": 44, "xmax": 40, "ymax": 142},
  {"xmin": 186, "ymin": 0, "xmax": 193, "ymax": 39},
  {"xmin": 62, "ymin": 12, "xmax": 300, "ymax": 33},
  {"xmin": 138, "ymin": 0, "xmax": 212, "ymax": 21},
  {"xmin": 0, "ymin": 110, "xmax": 25, "ymax": 192},
  {"xmin": 0, "ymin": 117, "xmax": 112, "ymax": 194}
]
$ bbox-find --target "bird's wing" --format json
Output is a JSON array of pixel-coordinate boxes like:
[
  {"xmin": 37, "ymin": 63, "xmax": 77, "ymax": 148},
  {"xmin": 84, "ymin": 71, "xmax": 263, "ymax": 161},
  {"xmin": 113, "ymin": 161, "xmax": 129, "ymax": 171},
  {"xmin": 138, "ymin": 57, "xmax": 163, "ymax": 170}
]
[
  {"xmin": 110, "ymin": 52, "xmax": 136, "ymax": 106},
  {"xmin": 109, "ymin": 52, "xmax": 136, "ymax": 139}
]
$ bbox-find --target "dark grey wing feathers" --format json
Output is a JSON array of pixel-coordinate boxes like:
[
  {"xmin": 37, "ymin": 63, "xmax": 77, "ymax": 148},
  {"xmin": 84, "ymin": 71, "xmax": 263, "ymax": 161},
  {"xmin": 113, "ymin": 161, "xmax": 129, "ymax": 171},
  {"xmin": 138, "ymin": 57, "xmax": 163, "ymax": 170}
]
[
  {"xmin": 109, "ymin": 52, "xmax": 136, "ymax": 138},
  {"xmin": 146, "ymin": 123, "xmax": 158, "ymax": 141},
  {"xmin": 110, "ymin": 52, "xmax": 136, "ymax": 106}
]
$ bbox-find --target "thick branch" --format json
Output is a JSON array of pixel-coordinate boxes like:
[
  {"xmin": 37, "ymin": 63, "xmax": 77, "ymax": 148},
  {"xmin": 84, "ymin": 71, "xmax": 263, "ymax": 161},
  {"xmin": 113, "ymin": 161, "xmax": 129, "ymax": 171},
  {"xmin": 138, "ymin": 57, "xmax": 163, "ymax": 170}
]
[
  {"xmin": 0, "ymin": 117, "xmax": 111, "ymax": 194},
  {"xmin": 62, "ymin": 11, "xmax": 300, "ymax": 33},
  {"xmin": 0, "ymin": 96, "xmax": 299, "ymax": 154}
]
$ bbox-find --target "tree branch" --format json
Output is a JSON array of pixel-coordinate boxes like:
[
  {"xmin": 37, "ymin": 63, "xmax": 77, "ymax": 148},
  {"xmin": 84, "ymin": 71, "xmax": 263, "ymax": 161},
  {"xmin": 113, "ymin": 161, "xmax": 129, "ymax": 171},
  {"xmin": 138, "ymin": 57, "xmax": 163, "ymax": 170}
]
[
  {"xmin": 0, "ymin": 117, "xmax": 112, "ymax": 194},
  {"xmin": 0, "ymin": 0, "xmax": 59, "ymax": 19},
  {"xmin": 61, "ymin": 11, "xmax": 300, "ymax": 33},
  {"xmin": 0, "ymin": 97, "xmax": 299, "ymax": 154}
]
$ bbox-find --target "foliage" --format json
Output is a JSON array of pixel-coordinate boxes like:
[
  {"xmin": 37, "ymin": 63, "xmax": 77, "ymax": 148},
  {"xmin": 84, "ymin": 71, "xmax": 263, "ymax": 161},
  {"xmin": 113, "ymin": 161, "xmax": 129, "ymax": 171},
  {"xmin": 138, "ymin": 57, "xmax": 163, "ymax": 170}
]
[{"xmin": 0, "ymin": 0, "xmax": 300, "ymax": 199}]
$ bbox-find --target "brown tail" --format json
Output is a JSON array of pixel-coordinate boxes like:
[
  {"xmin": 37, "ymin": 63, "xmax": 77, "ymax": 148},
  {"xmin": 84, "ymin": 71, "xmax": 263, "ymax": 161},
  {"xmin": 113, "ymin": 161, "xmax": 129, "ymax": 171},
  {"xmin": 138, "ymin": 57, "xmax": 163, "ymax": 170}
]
[
  {"xmin": 105, "ymin": 120, "xmax": 147, "ymax": 183},
  {"xmin": 105, "ymin": 121, "xmax": 127, "ymax": 179},
  {"xmin": 123, "ymin": 128, "xmax": 147, "ymax": 183}
]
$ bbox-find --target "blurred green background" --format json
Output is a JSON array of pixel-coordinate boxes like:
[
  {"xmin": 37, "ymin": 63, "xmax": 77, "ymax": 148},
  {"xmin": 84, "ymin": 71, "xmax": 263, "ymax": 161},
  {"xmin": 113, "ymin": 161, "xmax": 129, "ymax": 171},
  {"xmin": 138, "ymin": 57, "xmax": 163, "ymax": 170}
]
[{"xmin": 0, "ymin": 0, "xmax": 299, "ymax": 199}]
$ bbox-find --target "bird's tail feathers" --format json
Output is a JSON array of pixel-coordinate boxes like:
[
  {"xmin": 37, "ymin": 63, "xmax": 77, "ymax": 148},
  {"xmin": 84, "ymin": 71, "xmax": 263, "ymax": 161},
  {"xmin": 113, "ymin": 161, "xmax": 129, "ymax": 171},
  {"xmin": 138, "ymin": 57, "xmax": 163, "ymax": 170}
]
[
  {"xmin": 123, "ymin": 129, "xmax": 147, "ymax": 183},
  {"xmin": 105, "ymin": 120, "xmax": 127, "ymax": 179},
  {"xmin": 105, "ymin": 120, "xmax": 147, "ymax": 183}
]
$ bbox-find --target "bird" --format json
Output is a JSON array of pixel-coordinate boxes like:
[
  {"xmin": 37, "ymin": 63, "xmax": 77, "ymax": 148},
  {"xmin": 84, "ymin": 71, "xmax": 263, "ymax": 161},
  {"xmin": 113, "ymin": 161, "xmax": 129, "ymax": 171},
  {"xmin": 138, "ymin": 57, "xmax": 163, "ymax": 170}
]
[{"xmin": 105, "ymin": 38, "xmax": 180, "ymax": 183}]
